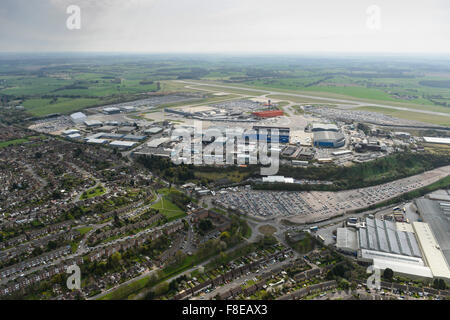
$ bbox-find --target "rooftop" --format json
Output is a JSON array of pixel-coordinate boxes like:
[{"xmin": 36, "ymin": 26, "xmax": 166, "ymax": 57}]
[
  {"xmin": 415, "ymin": 198, "xmax": 450, "ymax": 265},
  {"xmin": 147, "ymin": 137, "xmax": 170, "ymax": 148},
  {"xmin": 423, "ymin": 137, "xmax": 450, "ymax": 145},
  {"xmin": 413, "ymin": 222, "xmax": 450, "ymax": 280},
  {"xmin": 336, "ymin": 228, "xmax": 358, "ymax": 252}
]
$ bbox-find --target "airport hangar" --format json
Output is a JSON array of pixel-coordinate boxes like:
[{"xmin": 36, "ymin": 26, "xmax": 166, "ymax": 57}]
[{"xmin": 313, "ymin": 131, "xmax": 345, "ymax": 148}]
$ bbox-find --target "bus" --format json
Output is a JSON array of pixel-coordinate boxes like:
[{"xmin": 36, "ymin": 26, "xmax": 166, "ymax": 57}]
[{"xmin": 310, "ymin": 226, "xmax": 319, "ymax": 232}]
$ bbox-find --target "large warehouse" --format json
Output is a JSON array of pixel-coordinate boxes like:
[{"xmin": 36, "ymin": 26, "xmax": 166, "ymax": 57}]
[
  {"xmin": 415, "ymin": 196, "xmax": 450, "ymax": 268},
  {"xmin": 336, "ymin": 217, "xmax": 450, "ymax": 282},
  {"xmin": 313, "ymin": 131, "xmax": 345, "ymax": 148}
]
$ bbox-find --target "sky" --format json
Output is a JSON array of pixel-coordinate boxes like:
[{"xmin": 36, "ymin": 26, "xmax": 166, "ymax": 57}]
[{"xmin": 0, "ymin": 0, "xmax": 449, "ymax": 54}]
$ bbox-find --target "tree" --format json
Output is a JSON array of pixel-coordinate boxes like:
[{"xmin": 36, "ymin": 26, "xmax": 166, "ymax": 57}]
[
  {"xmin": 383, "ymin": 268, "xmax": 394, "ymax": 281},
  {"xmin": 433, "ymin": 279, "xmax": 447, "ymax": 290},
  {"xmin": 110, "ymin": 252, "xmax": 122, "ymax": 269},
  {"xmin": 198, "ymin": 219, "xmax": 213, "ymax": 233},
  {"xmin": 47, "ymin": 240, "xmax": 58, "ymax": 250},
  {"xmin": 339, "ymin": 279, "xmax": 350, "ymax": 290}
]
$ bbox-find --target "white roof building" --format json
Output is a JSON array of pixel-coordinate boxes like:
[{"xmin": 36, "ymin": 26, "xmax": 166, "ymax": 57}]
[
  {"xmin": 62, "ymin": 129, "xmax": 80, "ymax": 136},
  {"xmin": 84, "ymin": 120, "xmax": 103, "ymax": 127},
  {"xmin": 87, "ymin": 139, "xmax": 107, "ymax": 144},
  {"xmin": 70, "ymin": 112, "xmax": 87, "ymax": 124},
  {"xmin": 262, "ymin": 176, "xmax": 294, "ymax": 183},
  {"xmin": 67, "ymin": 133, "xmax": 82, "ymax": 139},
  {"xmin": 336, "ymin": 228, "xmax": 358, "ymax": 253},
  {"xmin": 110, "ymin": 141, "xmax": 137, "ymax": 148},
  {"xmin": 147, "ymin": 137, "xmax": 170, "ymax": 148},
  {"xmin": 423, "ymin": 137, "xmax": 450, "ymax": 145},
  {"xmin": 413, "ymin": 222, "xmax": 450, "ymax": 281}
]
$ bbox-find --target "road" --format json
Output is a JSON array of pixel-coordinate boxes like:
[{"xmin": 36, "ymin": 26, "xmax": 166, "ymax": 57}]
[{"xmin": 192, "ymin": 255, "xmax": 299, "ymax": 300}]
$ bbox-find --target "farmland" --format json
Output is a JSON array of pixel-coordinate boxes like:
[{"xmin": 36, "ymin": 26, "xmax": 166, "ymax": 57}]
[{"xmin": 1, "ymin": 54, "xmax": 449, "ymax": 124}]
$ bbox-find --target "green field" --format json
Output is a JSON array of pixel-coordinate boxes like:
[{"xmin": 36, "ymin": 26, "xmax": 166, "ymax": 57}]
[
  {"xmin": 76, "ymin": 227, "xmax": 93, "ymax": 235},
  {"xmin": 80, "ymin": 185, "xmax": 106, "ymax": 200},
  {"xmin": 151, "ymin": 196, "xmax": 186, "ymax": 221},
  {"xmin": 22, "ymin": 97, "xmax": 103, "ymax": 116},
  {"xmin": 1, "ymin": 55, "xmax": 449, "ymax": 122},
  {"xmin": 0, "ymin": 138, "xmax": 29, "ymax": 148}
]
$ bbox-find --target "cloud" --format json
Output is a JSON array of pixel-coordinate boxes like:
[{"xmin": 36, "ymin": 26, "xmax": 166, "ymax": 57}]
[{"xmin": 0, "ymin": 0, "xmax": 449, "ymax": 53}]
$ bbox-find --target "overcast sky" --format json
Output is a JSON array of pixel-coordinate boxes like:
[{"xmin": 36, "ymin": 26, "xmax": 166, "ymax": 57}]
[{"xmin": 1, "ymin": 0, "xmax": 449, "ymax": 53}]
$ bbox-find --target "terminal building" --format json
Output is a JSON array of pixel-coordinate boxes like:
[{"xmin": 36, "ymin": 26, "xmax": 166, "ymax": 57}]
[
  {"xmin": 252, "ymin": 126, "xmax": 290, "ymax": 143},
  {"xmin": 313, "ymin": 131, "xmax": 345, "ymax": 148}
]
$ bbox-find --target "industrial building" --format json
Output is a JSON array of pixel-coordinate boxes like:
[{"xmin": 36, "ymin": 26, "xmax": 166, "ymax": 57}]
[
  {"xmin": 84, "ymin": 120, "xmax": 103, "ymax": 127},
  {"xmin": 262, "ymin": 176, "xmax": 294, "ymax": 184},
  {"xmin": 423, "ymin": 137, "xmax": 450, "ymax": 145},
  {"xmin": 336, "ymin": 228, "xmax": 358, "ymax": 255},
  {"xmin": 336, "ymin": 217, "xmax": 450, "ymax": 282},
  {"xmin": 87, "ymin": 139, "xmax": 108, "ymax": 145},
  {"xmin": 70, "ymin": 112, "xmax": 87, "ymax": 124},
  {"xmin": 117, "ymin": 126, "xmax": 135, "ymax": 134},
  {"xmin": 110, "ymin": 141, "xmax": 137, "ymax": 149},
  {"xmin": 413, "ymin": 222, "xmax": 450, "ymax": 282},
  {"xmin": 145, "ymin": 127, "xmax": 163, "ymax": 135},
  {"xmin": 67, "ymin": 133, "xmax": 82, "ymax": 139},
  {"xmin": 102, "ymin": 107, "xmax": 121, "ymax": 115},
  {"xmin": 121, "ymin": 106, "xmax": 136, "ymax": 112},
  {"xmin": 123, "ymin": 135, "xmax": 146, "ymax": 141},
  {"xmin": 415, "ymin": 196, "xmax": 450, "ymax": 268},
  {"xmin": 147, "ymin": 137, "xmax": 171, "ymax": 148},
  {"xmin": 313, "ymin": 131, "xmax": 345, "ymax": 148},
  {"xmin": 62, "ymin": 129, "xmax": 80, "ymax": 136}
]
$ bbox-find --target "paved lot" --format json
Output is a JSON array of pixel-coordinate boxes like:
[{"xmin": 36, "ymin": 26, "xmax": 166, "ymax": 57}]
[{"xmin": 214, "ymin": 166, "xmax": 450, "ymax": 224}]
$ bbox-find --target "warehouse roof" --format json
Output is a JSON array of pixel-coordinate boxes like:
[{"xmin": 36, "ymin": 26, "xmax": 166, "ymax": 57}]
[
  {"xmin": 147, "ymin": 137, "xmax": 170, "ymax": 148},
  {"xmin": 70, "ymin": 112, "xmax": 86, "ymax": 119},
  {"xmin": 87, "ymin": 139, "xmax": 107, "ymax": 144},
  {"xmin": 358, "ymin": 218, "xmax": 422, "ymax": 258},
  {"xmin": 336, "ymin": 228, "xmax": 358, "ymax": 252},
  {"xmin": 372, "ymin": 257, "xmax": 433, "ymax": 279},
  {"xmin": 62, "ymin": 129, "xmax": 80, "ymax": 135},
  {"xmin": 423, "ymin": 137, "xmax": 450, "ymax": 145},
  {"xmin": 110, "ymin": 141, "xmax": 137, "ymax": 148},
  {"xmin": 413, "ymin": 222, "xmax": 450, "ymax": 280},
  {"xmin": 145, "ymin": 127, "xmax": 163, "ymax": 134},
  {"xmin": 84, "ymin": 120, "xmax": 103, "ymax": 127},
  {"xmin": 415, "ymin": 198, "xmax": 450, "ymax": 265}
]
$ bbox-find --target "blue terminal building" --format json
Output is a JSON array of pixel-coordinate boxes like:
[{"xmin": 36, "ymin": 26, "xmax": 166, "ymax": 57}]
[{"xmin": 251, "ymin": 126, "xmax": 290, "ymax": 143}]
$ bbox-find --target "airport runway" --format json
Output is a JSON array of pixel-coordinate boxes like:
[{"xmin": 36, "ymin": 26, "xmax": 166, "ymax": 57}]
[{"xmin": 176, "ymin": 80, "xmax": 450, "ymax": 118}]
